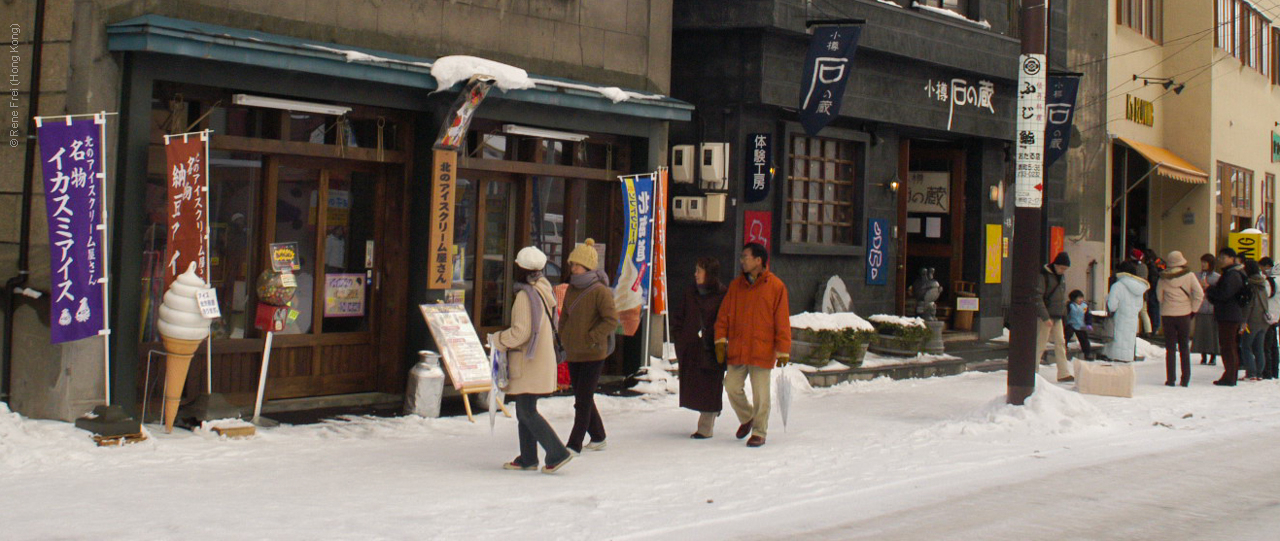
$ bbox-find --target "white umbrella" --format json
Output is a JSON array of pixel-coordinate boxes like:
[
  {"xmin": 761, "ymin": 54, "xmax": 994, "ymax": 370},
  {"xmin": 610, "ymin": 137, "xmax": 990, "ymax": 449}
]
[{"xmin": 775, "ymin": 365, "xmax": 794, "ymax": 432}]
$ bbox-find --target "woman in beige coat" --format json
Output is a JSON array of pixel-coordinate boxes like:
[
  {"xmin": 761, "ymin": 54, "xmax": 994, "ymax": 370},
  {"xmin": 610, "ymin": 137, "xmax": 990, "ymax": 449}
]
[
  {"xmin": 1156, "ymin": 251, "xmax": 1205, "ymax": 387},
  {"xmin": 492, "ymin": 247, "xmax": 572, "ymax": 474}
]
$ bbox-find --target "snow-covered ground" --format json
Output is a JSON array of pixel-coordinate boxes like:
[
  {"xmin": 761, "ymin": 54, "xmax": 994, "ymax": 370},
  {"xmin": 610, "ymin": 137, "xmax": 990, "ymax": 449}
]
[{"xmin": 5, "ymin": 346, "xmax": 1280, "ymax": 540}]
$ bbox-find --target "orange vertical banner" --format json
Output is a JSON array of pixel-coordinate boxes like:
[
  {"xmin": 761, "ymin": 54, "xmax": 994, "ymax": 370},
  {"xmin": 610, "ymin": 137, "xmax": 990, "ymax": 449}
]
[
  {"xmin": 652, "ymin": 168, "xmax": 669, "ymax": 315},
  {"xmin": 1049, "ymin": 226, "xmax": 1065, "ymax": 262},
  {"xmin": 429, "ymin": 149, "xmax": 457, "ymax": 289}
]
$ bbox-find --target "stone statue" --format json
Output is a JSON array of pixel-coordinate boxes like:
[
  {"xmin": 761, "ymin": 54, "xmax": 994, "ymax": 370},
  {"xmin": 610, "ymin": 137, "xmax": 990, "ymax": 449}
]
[{"xmin": 913, "ymin": 268, "xmax": 942, "ymax": 321}]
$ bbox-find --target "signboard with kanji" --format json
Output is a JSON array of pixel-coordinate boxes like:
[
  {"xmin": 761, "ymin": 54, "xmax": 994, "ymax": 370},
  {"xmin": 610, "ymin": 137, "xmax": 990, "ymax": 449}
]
[{"xmin": 429, "ymin": 149, "xmax": 458, "ymax": 289}]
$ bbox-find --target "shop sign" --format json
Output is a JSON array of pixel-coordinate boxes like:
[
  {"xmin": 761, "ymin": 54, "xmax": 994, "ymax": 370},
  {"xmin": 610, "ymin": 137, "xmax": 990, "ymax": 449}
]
[
  {"xmin": 36, "ymin": 116, "xmax": 108, "ymax": 344},
  {"xmin": 1125, "ymin": 94, "xmax": 1154, "ymax": 127},
  {"xmin": 652, "ymin": 169, "xmax": 670, "ymax": 316},
  {"xmin": 323, "ymin": 273, "xmax": 366, "ymax": 317},
  {"xmin": 1272, "ymin": 132, "xmax": 1280, "ymax": 163},
  {"xmin": 420, "ymin": 304, "xmax": 492, "ymax": 390},
  {"xmin": 165, "ymin": 131, "xmax": 210, "ymax": 289},
  {"xmin": 1044, "ymin": 76, "xmax": 1080, "ymax": 167},
  {"xmin": 429, "ymin": 150, "xmax": 458, "ymax": 289},
  {"xmin": 744, "ymin": 211, "xmax": 773, "ymax": 250},
  {"xmin": 1230, "ymin": 231, "xmax": 1265, "ymax": 262},
  {"xmin": 1015, "ymin": 54, "xmax": 1047, "ymax": 208},
  {"xmin": 270, "ymin": 242, "xmax": 300, "ymax": 272},
  {"xmin": 866, "ymin": 218, "xmax": 888, "ymax": 285},
  {"xmin": 907, "ymin": 172, "xmax": 950, "ymax": 214},
  {"xmin": 985, "ymin": 224, "xmax": 1002, "ymax": 284},
  {"xmin": 798, "ymin": 24, "xmax": 863, "ymax": 136},
  {"xmin": 745, "ymin": 133, "xmax": 773, "ymax": 203},
  {"xmin": 957, "ymin": 297, "xmax": 980, "ymax": 311},
  {"xmin": 326, "ymin": 189, "xmax": 351, "ymax": 226},
  {"xmin": 924, "ymin": 77, "xmax": 997, "ymax": 131}
]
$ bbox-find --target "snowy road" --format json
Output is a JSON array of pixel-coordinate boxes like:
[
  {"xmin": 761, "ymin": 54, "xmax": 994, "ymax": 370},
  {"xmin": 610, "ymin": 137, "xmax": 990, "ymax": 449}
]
[{"xmin": 5, "ymin": 343, "xmax": 1280, "ymax": 540}]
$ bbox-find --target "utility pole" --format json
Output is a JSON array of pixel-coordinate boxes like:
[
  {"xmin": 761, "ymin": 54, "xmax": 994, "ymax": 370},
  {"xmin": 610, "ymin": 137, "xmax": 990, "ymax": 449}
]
[{"xmin": 1008, "ymin": 0, "xmax": 1049, "ymax": 405}]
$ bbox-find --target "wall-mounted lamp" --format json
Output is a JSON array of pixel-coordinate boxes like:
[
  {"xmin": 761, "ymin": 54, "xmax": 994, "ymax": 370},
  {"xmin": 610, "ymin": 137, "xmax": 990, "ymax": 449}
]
[
  {"xmin": 989, "ymin": 181, "xmax": 1005, "ymax": 209},
  {"xmin": 232, "ymin": 94, "xmax": 351, "ymax": 116},
  {"xmin": 884, "ymin": 175, "xmax": 900, "ymax": 194},
  {"xmin": 1132, "ymin": 75, "xmax": 1185, "ymax": 95}
]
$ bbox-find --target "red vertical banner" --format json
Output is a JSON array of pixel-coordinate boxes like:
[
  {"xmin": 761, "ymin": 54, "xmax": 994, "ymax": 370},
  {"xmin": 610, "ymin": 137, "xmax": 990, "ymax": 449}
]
[
  {"xmin": 1049, "ymin": 226, "xmax": 1065, "ymax": 262},
  {"xmin": 164, "ymin": 132, "xmax": 209, "ymax": 289},
  {"xmin": 652, "ymin": 168, "xmax": 669, "ymax": 315},
  {"xmin": 744, "ymin": 210, "xmax": 773, "ymax": 250}
]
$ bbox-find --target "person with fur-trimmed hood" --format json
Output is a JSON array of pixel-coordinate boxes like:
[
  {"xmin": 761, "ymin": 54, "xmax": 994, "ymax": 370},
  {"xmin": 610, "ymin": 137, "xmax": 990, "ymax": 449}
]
[
  {"xmin": 1104, "ymin": 261, "xmax": 1151, "ymax": 362},
  {"xmin": 1156, "ymin": 251, "xmax": 1204, "ymax": 386},
  {"xmin": 1033, "ymin": 252, "xmax": 1074, "ymax": 382}
]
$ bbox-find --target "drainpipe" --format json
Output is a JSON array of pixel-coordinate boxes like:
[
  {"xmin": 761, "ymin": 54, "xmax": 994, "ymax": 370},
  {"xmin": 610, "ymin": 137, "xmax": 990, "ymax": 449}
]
[{"xmin": 2, "ymin": 0, "xmax": 47, "ymax": 402}]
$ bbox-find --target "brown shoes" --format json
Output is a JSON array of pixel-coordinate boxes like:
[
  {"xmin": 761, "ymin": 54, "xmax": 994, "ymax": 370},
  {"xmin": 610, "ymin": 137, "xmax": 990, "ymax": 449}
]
[
  {"xmin": 735, "ymin": 421, "xmax": 753, "ymax": 440},
  {"xmin": 746, "ymin": 435, "xmax": 766, "ymax": 447},
  {"xmin": 1058, "ymin": 375, "xmax": 1075, "ymax": 383}
]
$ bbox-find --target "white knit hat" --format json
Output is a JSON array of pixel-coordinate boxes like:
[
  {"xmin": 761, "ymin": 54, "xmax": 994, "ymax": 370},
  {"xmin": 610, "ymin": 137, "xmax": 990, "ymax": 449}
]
[{"xmin": 515, "ymin": 246, "xmax": 548, "ymax": 271}]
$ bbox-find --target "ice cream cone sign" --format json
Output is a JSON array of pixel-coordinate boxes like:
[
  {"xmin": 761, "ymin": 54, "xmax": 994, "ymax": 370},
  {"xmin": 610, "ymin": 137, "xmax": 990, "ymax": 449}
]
[{"xmin": 156, "ymin": 262, "xmax": 214, "ymax": 433}]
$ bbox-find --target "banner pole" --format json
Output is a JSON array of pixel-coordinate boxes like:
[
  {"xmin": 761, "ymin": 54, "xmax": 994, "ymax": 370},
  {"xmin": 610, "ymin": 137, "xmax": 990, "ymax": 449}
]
[
  {"xmin": 96, "ymin": 112, "xmax": 112, "ymax": 406},
  {"xmin": 202, "ymin": 131, "xmax": 213, "ymax": 394},
  {"xmin": 660, "ymin": 167, "xmax": 672, "ymax": 364},
  {"xmin": 643, "ymin": 172, "xmax": 658, "ymax": 369}
]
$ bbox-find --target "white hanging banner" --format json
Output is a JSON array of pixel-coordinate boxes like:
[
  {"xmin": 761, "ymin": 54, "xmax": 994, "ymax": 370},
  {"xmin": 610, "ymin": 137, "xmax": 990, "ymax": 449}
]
[{"xmin": 1015, "ymin": 54, "xmax": 1047, "ymax": 208}]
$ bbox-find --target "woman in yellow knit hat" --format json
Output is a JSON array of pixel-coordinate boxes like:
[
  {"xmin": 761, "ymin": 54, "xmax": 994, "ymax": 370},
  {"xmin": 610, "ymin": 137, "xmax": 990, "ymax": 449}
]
[{"xmin": 558, "ymin": 239, "xmax": 619, "ymax": 454}]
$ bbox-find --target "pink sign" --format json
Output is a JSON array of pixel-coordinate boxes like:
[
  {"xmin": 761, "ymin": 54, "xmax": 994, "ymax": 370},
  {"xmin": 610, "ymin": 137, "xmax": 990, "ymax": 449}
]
[{"xmin": 744, "ymin": 211, "xmax": 772, "ymax": 250}]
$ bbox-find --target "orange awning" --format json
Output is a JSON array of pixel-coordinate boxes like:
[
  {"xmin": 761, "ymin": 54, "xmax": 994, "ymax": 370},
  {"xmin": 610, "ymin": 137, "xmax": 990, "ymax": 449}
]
[{"xmin": 1116, "ymin": 137, "xmax": 1209, "ymax": 184}]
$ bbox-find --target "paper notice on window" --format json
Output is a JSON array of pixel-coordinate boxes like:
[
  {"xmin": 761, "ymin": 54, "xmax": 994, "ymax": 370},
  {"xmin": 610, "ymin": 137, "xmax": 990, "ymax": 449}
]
[
  {"xmin": 907, "ymin": 217, "xmax": 923, "ymax": 234},
  {"xmin": 925, "ymin": 217, "xmax": 943, "ymax": 238}
]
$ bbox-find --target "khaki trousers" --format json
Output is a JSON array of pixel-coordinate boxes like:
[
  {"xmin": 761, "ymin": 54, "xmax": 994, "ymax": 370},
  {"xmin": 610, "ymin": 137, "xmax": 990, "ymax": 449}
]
[
  {"xmin": 725, "ymin": 364, "xmax": 771, "ymax": 437},
  {"xmin": 1035, "ymin": 318, "xmax": 1073, "ymax": 380},
  {"xmin": 696, "ymin": 411, "xmax": 717, "ymax": 437}
]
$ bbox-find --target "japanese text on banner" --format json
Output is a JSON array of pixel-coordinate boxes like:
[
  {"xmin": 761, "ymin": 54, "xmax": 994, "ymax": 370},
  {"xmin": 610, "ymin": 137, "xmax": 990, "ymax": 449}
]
[{"xmin": 164, "ymin": 134, "xmax": 209, "ymax": 288}]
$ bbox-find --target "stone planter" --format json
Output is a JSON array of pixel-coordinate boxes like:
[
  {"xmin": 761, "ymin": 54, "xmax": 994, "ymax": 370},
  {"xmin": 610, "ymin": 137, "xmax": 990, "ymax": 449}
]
[
  {"xmin": 833, "ymin": 342, "xmax": 870, "ymax": 368},
  {"xmin": 870, "ymin": 334, "xmax": 925, "ymax": 356},
  {"xmin": 791, "ymin": 327, "xmax": 821, "ymax": 344}
]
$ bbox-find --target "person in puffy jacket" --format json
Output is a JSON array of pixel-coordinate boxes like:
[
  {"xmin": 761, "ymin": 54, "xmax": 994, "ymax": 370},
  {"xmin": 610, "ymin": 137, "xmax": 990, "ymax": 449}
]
[
  {"xmin": 1155, "ymin": 251, "xmax": 1204, "ymax": 386},
  {"xmin": 1033, "ymin": 252, "xmax": 1074, "ymax": 382},
  {"xmin": 1240, "ymin": 259, "xmax": 1270, "ymax": 381},
  {"xmin": 559, "ymin": 239, "xmax": 619, "ymax": 454},
  {"xmin": 1103, "ymin": 261, "xmax": 1150, "ymax": 362},
  {"xmin": 1205, "ymin": 247, "xmax": 1247, "ymax": 386},
  {"xmin": 493, "ymin": 246, "xmax": 573, "ymax": 474}
]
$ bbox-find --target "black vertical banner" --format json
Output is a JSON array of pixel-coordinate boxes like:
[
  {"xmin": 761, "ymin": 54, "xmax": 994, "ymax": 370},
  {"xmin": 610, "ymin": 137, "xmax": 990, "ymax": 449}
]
[
  {"xmin": 799, "ymin": 25, "xmax": 862, "ymax": 136},
  {"xmin": 1043, "ymin": 76, "xmax": 1079, "ymax": 168}
]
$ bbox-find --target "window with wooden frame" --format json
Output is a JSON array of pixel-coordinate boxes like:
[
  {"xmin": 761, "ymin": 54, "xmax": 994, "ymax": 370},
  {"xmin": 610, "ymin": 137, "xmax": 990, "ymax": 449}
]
[
  {"xmin": 1217, "ymin": 0, "xmax": 1272, "ymax": 75},
  {"xmin": 1118, "ymin": 0, "xmax": 1163, "ymax": 43},
  {"xmin": 1272, "ymin": 27, "xmax": 1280, "ymax": 85},
  {"xmin": 785, "ymin": 134, "xmax": 865, "ymax": 250},
  {"xmin": 1264, "ymin": 173, "xmax": 1276, "ymax": 235},
  {"xmin": 1218, "ymin": 161, "xmax": 1255, "ymax": 240}
]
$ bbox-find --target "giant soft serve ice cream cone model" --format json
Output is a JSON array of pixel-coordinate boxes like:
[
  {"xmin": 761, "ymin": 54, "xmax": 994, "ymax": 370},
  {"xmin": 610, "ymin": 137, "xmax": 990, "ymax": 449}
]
[{"xmin": 157, "ymin": 263, "xmax": 213, "ymax": 433}]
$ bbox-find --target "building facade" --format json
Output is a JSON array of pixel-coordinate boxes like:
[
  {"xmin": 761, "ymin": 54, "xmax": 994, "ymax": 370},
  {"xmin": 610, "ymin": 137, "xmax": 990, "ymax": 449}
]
[
  {"xmin": 1065, "ymin": 0, "xmax": 1280, "ymax": 305},
  {"xmin": 669, "ymin": 0, "xmax": 1023, "ymax": 338},
  {"xmin": 1, "ymin": 0, "xmax": 688, "ymax": 420}
]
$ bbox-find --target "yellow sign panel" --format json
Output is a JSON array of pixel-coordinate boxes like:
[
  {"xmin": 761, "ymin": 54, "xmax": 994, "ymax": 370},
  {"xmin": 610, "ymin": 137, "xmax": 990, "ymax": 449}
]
[
  {"xmin": 985, "ymin": 224, "xmax": 1002, "ymax": 284},
  {"xmin": 1230, "ymin": 232, "xmax": 1267, "ymax": 262}
]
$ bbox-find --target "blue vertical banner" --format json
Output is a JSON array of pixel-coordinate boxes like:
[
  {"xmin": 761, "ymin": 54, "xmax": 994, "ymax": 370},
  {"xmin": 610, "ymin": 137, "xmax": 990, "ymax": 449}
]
[
  {"xmin": 799, "ymin": 24, "xmax": 863, "ymax": 136},
  {"xmin": 1044, "ymin": 76, "xmax": 1079, "ymax": 168},
  {"xmin": 745, "ymin": 133, "xmax": 773, "ymax": 203},
  {"xmin": 866, "ymin": 218, "xmax": 888, "ymax": 285},
  {"xmin": 615, "ymin": 173, "xmax": 655, "ymax": 336},
  {"xmin": 37, "ymin": 117, "xmax": 107, "ymax": 344}
]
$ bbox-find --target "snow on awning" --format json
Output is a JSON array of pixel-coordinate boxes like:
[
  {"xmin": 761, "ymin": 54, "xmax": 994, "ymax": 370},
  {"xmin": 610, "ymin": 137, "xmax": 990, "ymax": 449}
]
[
  {"xmin": 1115, "ymin": 137, "xmax": 1209, "ymax": 184},
  {"xmin": 106, "ymin": 15, "xmax": 693, "ymax": 121}
]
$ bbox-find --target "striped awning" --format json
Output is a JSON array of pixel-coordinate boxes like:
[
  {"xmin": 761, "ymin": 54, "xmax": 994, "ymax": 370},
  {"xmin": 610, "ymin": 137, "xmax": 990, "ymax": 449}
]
[{"xmin": 1116, "ymin": 137, "xmax": 1209, "ymax": 184}]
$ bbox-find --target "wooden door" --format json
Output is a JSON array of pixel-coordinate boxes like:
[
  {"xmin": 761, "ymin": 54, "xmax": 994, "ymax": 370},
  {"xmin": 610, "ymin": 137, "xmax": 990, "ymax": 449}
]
[{"xmin": 900, "ymin": 146, "xmax": 966, "ymax": 322}]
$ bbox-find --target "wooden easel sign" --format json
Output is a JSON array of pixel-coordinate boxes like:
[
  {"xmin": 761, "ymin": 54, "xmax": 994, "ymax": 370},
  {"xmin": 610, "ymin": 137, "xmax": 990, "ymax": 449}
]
[{"xmin": 419, "ymin": 304, "xmax": 511, "ymax": 422}]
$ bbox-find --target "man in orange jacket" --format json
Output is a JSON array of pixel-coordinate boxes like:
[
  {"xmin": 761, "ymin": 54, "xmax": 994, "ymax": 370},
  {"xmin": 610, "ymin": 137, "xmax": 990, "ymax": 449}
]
[{"xmin": 714, "ymin": 243, "xmax": 791, "ymax": 448}]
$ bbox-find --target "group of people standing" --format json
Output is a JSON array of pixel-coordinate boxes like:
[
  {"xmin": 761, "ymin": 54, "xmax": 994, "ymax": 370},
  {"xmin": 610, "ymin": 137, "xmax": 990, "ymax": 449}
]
[
  {"xmin": 1039, "ymin": 246, "xmax": 1280, "ymax": 389},
  {"xmin": 488, "ymin": 242, "xmax": 792, "ymax": 474}
]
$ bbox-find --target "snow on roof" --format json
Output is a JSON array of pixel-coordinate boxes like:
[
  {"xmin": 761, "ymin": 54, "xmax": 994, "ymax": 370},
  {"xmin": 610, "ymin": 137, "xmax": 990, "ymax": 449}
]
[
  {"xmin": 303, "ymin": 45, "xmax": 667, "ymax": 104},
  {"xmin": 912, "ymin": 2, "xmax": 992, "ymax": 30}
]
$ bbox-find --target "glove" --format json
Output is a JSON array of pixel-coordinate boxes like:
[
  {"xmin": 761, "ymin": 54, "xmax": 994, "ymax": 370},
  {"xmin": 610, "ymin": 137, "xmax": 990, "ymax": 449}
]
[
  {"xmin": 776, "ymin": 353, "xmax": 790, "ymax": 367},
  {"xmin": 715, "ymin": 340, "xmax": 727, "ymax": 364}
]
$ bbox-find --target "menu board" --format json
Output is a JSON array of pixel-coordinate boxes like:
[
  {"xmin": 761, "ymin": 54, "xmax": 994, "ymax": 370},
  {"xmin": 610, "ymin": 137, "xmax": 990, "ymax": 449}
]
[{"xmin": 420, "ymin": 304, "xmax": 492, "ymax": 390}]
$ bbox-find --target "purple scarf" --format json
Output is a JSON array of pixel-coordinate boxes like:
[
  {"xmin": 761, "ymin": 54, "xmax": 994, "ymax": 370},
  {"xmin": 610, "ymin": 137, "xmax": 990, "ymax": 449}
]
[{"xmin": 513, "ymin": 280, "xmax": 549, "ymax": 356}]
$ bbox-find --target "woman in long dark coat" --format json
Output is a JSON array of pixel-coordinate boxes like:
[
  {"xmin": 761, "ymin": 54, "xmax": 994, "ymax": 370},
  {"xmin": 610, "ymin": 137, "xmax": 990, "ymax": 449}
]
[{"xmin": 672, "ymin": 257, "xmax": 727, "ymax": 439}]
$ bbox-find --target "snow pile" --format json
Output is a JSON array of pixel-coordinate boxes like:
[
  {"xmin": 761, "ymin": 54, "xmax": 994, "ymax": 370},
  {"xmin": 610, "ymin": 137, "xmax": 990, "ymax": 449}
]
[
  {"xmin": 876, "ymin": 0, "xmax": 902, "ymax": 7},
  {"xmin": 795, "ymin": 360, "xmax": 851, "ymax": 373},
  {"xmin": 912, "ymin": 2, "xmax": 993, "ymax": 29},
  {"xmin": 0, "ymin": 402, "xmax": 101, "ymax": 470},
  {"xmin": 791, "ymin": 311, "xmax": 874, "ymax": 331},
  {"xmin": 930, "ymin": 375, "xmax": 1117, "ymax": 437},
  {"xmin": 632, "ymin": 355, "xmax": 679, "ymax": 394},
  {"xmin": 305, "ymin": 44, "xmax": 411, "ymax": 65},
  {"xmin": 431, "ymin": 55, "xmax": 536, "ymax": 92},
  {"xmin": 1136, "ymin": 337, "xmax": 1165, "ymax": 361},
  {"xmin": 992, "ymin": 327, "xmax": 1010, "ymax": 343},
  {"xmin": 862, "ymin": 352, "xmax": 959, "ymax": 369},
  {"xmin": 869, "ymin": 314, "xmax": 926, "ymax": 328}
]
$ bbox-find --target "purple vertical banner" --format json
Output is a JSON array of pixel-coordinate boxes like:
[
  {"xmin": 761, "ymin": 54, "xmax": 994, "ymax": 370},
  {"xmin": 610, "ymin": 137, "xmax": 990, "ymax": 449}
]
[{"xmin": 38, "ymin": 117, "xmax": 106, "ymax": 344}]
